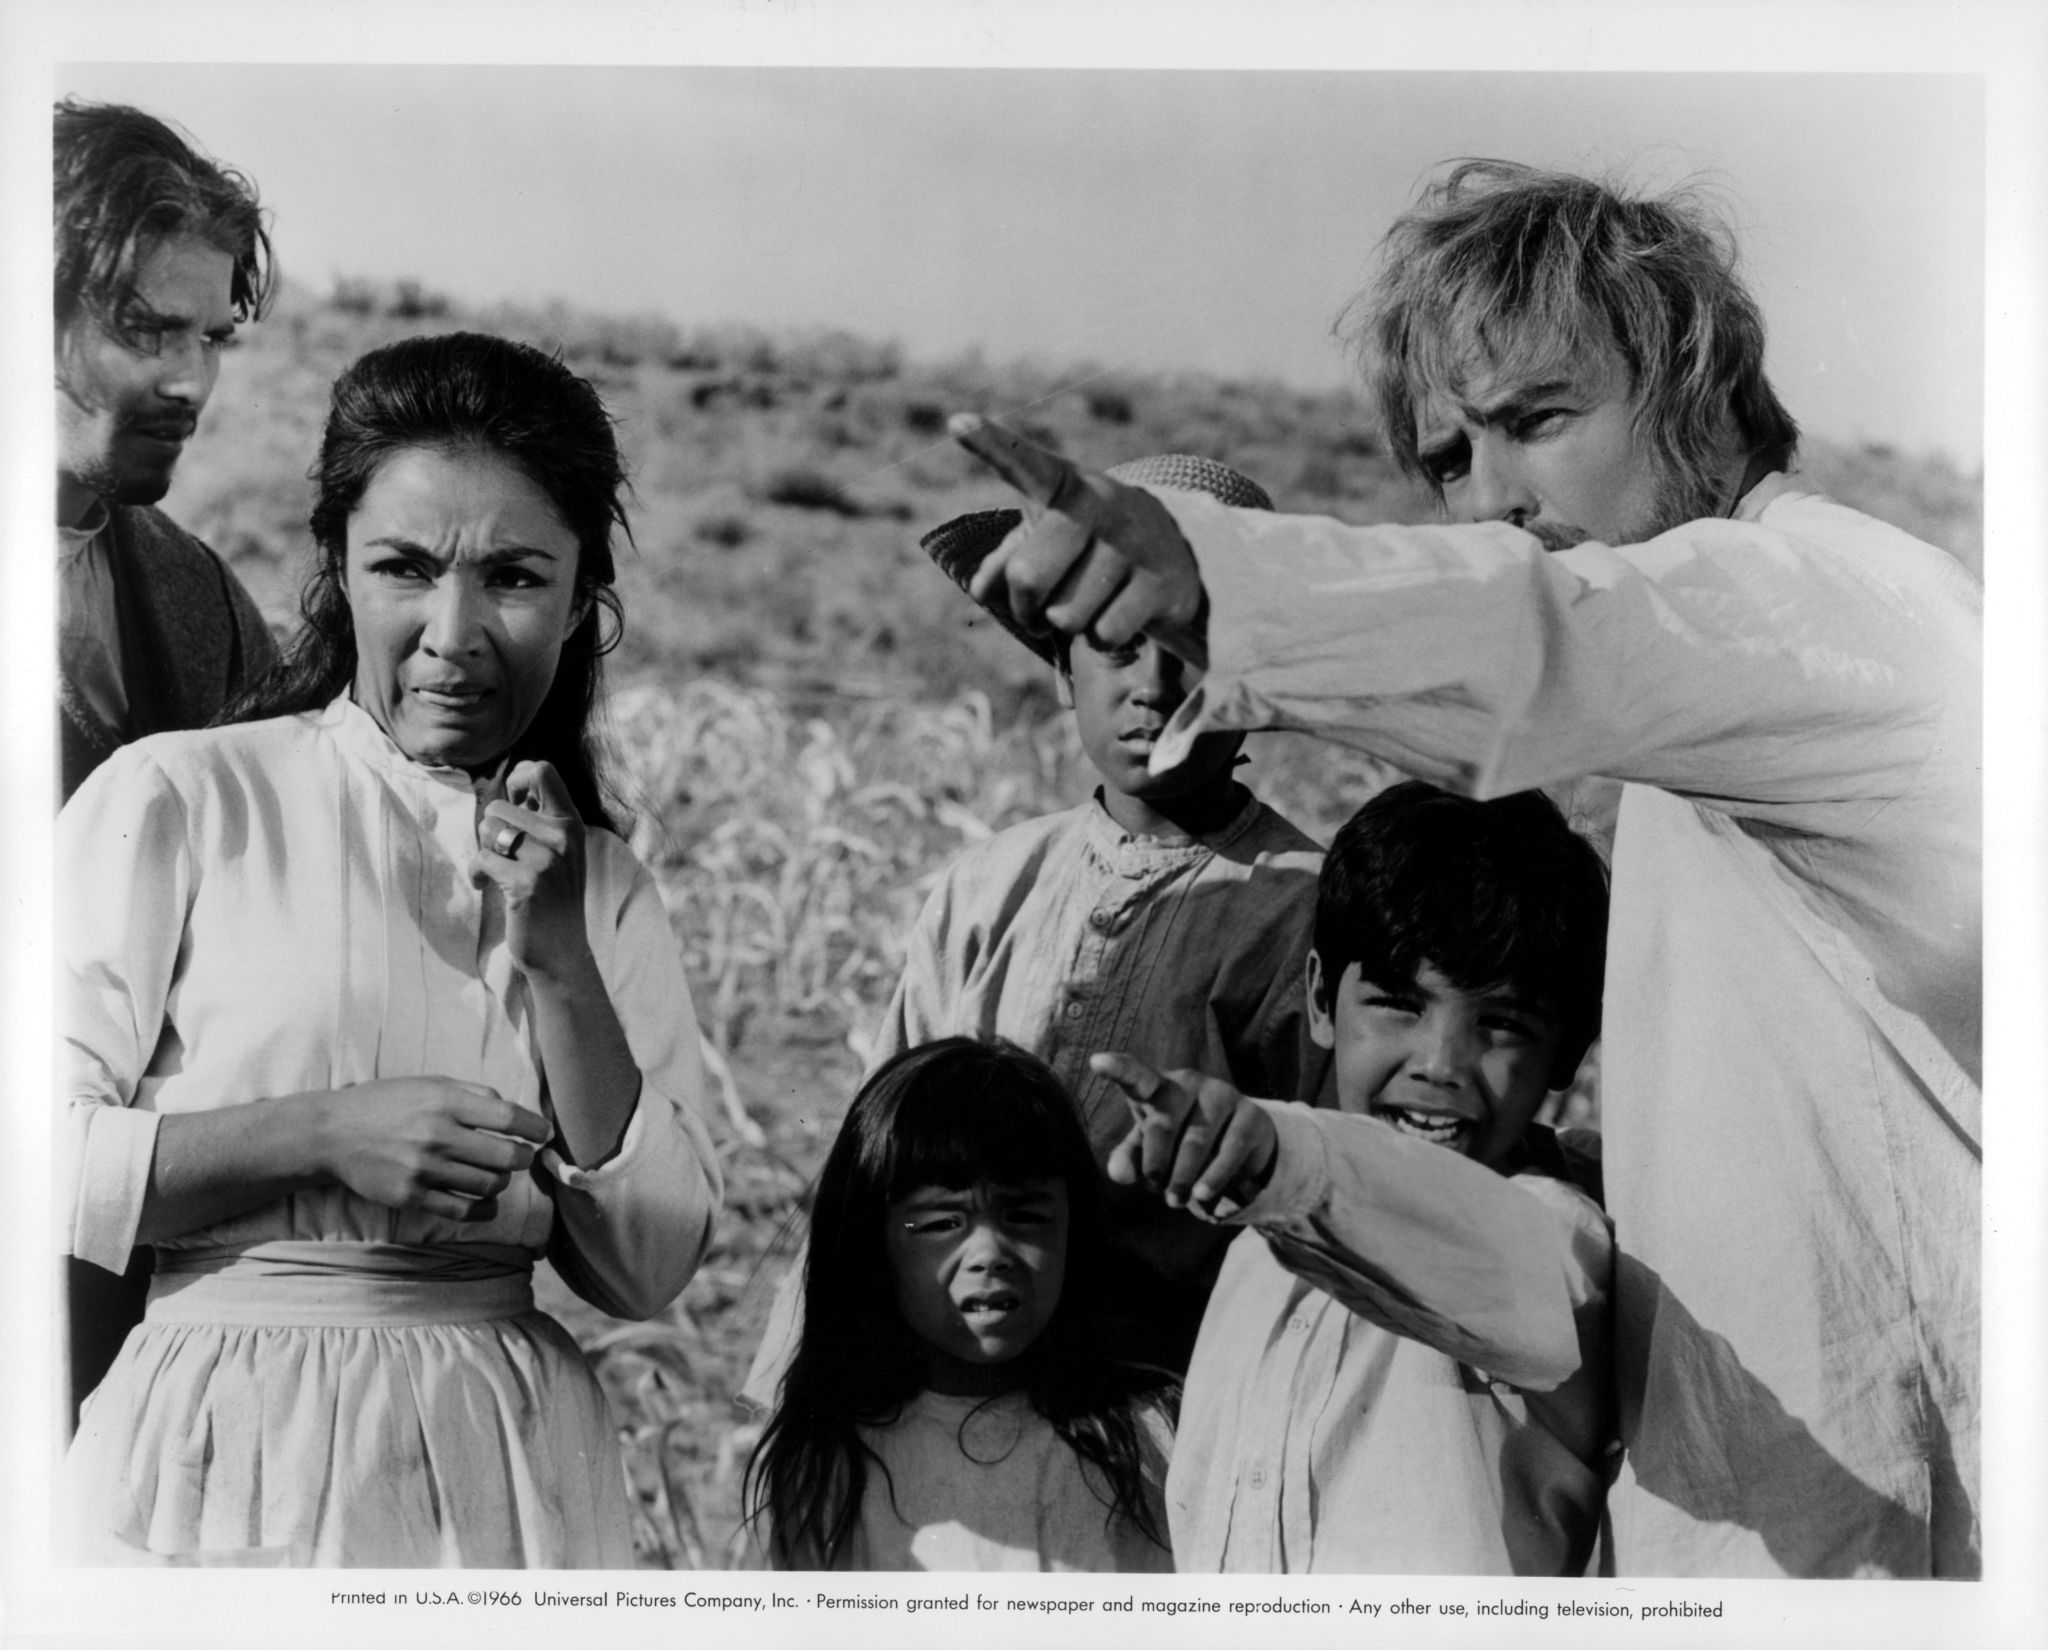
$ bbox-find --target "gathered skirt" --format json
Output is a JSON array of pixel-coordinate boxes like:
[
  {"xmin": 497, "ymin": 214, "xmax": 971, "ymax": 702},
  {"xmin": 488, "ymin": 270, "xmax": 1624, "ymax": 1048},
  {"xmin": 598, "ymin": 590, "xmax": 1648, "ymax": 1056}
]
[{"xmin": 59, "ymin": 1241, "xmax": 635, "ymax": 1568}]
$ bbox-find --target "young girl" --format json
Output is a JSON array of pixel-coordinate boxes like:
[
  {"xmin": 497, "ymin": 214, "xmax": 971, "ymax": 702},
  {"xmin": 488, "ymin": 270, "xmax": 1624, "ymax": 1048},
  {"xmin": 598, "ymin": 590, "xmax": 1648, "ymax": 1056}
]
[{"xmin": 745, "ymin": 1038, "xmax": 1173, "ymax": 1571}]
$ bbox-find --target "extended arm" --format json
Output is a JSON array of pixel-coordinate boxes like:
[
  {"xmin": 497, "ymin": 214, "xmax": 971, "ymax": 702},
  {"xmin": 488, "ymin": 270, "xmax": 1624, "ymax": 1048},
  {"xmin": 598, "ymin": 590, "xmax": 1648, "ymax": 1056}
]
[
  {"xmin": 1246, "ymin": 1102, "xmax": 1607, "ymax": 1392},
  {"xmin": 1098, "ymin": 1054, "xmax": 1604, "ymax": 1393},
  {"xmin": 949, "ymin": 418, "xmax": 1974, "ymax": 834},
  {"xmin": 1151, "ymin": 486, "xmax": 1971, "ymax": 828}
]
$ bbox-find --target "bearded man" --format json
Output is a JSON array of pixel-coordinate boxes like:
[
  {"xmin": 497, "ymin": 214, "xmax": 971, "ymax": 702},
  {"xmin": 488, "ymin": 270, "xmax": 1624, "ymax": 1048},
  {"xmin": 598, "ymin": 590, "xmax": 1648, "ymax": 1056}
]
[
  {"xmin": 55, "ymin": 97, "xmax": 277, "ymax": 803},
  {"xmin": 55, "ymin": 98, "xmax": 279, "ymax": 1419}
]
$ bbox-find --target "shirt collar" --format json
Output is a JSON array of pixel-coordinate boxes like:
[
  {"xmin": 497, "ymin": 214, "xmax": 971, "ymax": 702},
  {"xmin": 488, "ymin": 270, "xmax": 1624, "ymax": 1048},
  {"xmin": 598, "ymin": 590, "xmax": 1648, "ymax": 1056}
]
[
  {"xmin": 1084, "ymin": 782, "xmax": 1263, "ymax": 865},
  {"xmin": 57, "ymin": 494, "xmax": 111, "ymax": 557},
  {"xmin": 321, "ymin": 691, "xmax": 498, "ymax": 793},
  {"xmin": 1731, "ymin": 468, "xmax": 1800, "ymax": 523}
]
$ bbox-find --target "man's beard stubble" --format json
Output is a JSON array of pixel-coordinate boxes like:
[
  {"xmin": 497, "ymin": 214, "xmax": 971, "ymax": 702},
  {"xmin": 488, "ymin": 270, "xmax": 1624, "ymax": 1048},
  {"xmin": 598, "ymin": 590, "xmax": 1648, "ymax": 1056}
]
[
  {"xmin": 1525, "ymin": 458, "xmax": 1729, "ymax": 554},
  {"xmin": 69, "ymin": 450, "xmax": 177, "ymax": 509}
]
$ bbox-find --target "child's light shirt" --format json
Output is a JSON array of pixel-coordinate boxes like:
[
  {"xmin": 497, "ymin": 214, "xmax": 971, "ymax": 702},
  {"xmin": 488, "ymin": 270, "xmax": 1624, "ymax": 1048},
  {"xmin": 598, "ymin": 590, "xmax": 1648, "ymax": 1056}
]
[
  {"xmin": 1168, "ymin": 1102, "xmax": 1613, "ymax": 1574},
  {"xmin": 824, "ymin": 1390, "xmax": 1173, "ymax": 1572},
  {"xmin": 872, "ymin": 786, "xmax": 1328, "ymax": 1364},
  {"xmin": 873, "ymin": 788, "xmax": 1326, "ymax": 1136}
]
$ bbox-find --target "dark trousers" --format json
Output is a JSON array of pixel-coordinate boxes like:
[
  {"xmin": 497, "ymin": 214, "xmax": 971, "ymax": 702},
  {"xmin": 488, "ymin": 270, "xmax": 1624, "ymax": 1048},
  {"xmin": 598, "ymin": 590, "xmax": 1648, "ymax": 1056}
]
[{"xmin": 66, "ymin": 1250, "xmax": 152, "ymax": 1430}]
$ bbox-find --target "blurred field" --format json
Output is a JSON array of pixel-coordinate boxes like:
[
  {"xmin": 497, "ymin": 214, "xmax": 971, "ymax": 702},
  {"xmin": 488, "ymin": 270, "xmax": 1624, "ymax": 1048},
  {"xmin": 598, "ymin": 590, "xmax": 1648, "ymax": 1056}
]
[{"xmin": 162, "ymin": 278, "xmax": 1982, "ymax": 1566}]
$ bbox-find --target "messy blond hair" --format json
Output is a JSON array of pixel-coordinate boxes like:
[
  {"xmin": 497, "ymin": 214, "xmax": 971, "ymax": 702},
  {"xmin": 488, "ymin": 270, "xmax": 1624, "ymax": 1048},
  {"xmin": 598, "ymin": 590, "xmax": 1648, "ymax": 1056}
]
[{"xmin": 1346, "ymin": 160, "xmax": 1798, "ymax": 513}]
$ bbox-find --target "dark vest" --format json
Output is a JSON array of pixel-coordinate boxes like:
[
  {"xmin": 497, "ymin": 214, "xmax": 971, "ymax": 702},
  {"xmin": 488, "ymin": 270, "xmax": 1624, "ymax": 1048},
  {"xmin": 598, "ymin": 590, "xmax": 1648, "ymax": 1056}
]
[{"xmin": 58, "ymin": 504, "xmax": 277, "ymax": 802}]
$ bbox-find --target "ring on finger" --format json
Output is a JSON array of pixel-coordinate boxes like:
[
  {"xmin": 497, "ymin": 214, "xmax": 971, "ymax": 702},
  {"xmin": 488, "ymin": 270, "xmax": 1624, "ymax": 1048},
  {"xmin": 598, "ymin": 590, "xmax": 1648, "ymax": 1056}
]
[{"xmin": 489, "ymin": 822, "xmax": 527, "ymax": 858}]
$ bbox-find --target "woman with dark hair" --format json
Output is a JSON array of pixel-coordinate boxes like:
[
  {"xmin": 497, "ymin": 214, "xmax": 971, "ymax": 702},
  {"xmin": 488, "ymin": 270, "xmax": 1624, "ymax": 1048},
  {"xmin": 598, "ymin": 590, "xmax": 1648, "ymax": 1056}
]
[
  {"xmin": 744, "ymin": 1038, "xmax": 1173, "ymax": 1571},
  {"xmin": 59, "ymin": 332, "xmax": 719, "ymax": 1568}
]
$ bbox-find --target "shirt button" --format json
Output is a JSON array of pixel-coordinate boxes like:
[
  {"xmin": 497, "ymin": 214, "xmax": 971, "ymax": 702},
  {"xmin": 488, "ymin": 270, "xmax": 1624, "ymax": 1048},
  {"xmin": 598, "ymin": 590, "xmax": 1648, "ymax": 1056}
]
[
  {"xmin": 1288, "ymin": 1314, "xmax": 1310, "ymax": 1333},
  {"xmin": 1064, "ymin": 1001, "xmax": 1085, "ymax": 1021},
  {"xmin": 1090, "ymin": 909, "xmax": 1112, "ymax": 930},
  {"xmin": 1249, "ymin": 1468, "xmax": 1268, "ymax": 1490}
]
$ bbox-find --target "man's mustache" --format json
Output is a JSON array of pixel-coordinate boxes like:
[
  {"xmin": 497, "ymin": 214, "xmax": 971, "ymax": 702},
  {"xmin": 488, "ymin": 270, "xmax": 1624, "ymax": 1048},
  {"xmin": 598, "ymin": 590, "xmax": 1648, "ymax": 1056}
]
[{"xmin": 125, "ymin": 415, "xmax": 199, "ymax": 441}]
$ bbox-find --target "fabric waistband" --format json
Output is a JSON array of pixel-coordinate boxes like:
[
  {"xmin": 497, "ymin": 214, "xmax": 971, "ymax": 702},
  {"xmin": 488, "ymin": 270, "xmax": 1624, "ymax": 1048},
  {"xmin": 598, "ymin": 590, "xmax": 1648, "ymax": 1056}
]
[{"xmin": 145, "ymin": 1240, "xmax": 535, "ymax": 1328}]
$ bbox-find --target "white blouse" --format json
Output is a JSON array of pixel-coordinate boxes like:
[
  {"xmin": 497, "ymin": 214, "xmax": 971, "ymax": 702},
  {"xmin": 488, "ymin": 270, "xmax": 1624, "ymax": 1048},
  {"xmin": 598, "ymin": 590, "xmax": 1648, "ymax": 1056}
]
[{"xmin": 61, "ymin": 696, "xmax": 719, "ymax": 1321}]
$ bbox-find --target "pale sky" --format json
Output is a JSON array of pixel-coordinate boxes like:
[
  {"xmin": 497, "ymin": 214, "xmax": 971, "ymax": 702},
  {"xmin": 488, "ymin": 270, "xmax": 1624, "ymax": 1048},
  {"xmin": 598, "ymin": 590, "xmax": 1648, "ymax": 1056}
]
[{"xmin": 56, "ymin": 64, "xmax": 1984, "ymax": 466}]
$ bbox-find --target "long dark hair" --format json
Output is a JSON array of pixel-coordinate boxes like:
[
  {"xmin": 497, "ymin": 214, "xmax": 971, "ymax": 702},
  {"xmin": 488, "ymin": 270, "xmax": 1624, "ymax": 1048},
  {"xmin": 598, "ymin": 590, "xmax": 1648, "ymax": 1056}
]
[
  {"xmin": 54, "ymin": 98, "xmax": 273, "ymax": 341},
  {"xmin": 223, "ymin": 331, "xmax": 628, "ymax": 828},
  {"xmin": 744, "ymin": 1038, "xmax": 1169, "ymax": 1566}
]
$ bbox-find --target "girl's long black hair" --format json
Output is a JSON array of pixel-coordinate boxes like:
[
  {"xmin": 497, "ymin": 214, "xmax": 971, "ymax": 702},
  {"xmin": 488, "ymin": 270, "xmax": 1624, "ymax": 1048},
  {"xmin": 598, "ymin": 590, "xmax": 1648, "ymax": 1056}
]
[{"xmin": 744, "ymin": 1037, "xmax": 1170, "ymax": 1567}]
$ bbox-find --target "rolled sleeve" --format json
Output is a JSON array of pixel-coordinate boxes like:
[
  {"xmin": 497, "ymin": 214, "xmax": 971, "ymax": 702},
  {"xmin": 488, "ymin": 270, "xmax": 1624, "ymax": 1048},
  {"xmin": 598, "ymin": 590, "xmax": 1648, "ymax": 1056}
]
[
  {"xmin": 543, "ymin": 849, "xmax": 721, "ymax": 1321},
  {"xmin": 65, "ymin": 1107, "xmax": 161, "ymax": 1274},
  {"xmin": 59, "ymin": 748, "xmax": 191, "ymax": 1272},
  {"xmin": 1234, "ymin": 1102, "xmax": 1598, "ymax": 1391},
  {"xmin": 1231, "ymin": 1099, "xmax": 1334, "ymax": 1219}
]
